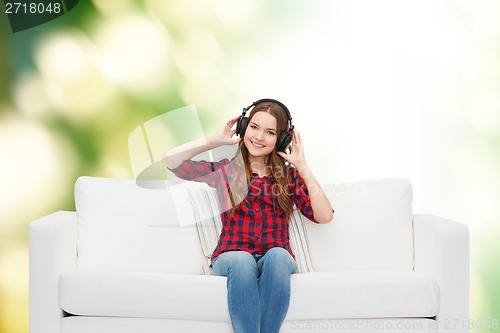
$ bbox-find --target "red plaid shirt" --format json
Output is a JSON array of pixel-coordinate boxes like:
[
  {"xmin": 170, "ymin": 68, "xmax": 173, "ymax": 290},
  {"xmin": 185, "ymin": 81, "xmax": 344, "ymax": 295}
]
[{"xmin": 168, "ymin": 158, "xmax": 320, "ymax": 262}]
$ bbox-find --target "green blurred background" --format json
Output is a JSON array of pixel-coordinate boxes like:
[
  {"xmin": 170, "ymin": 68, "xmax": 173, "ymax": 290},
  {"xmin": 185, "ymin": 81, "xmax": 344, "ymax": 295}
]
[{"xmin": 1, "ymin": 0, "xmax": 499, "ymax": 332}]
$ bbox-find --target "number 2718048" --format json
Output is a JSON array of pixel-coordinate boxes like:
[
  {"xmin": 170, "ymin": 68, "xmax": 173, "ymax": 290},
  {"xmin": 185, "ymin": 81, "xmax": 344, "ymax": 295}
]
[{"xmin": 5, "ymin": 2, "xmax": 62, "ymax": 14}]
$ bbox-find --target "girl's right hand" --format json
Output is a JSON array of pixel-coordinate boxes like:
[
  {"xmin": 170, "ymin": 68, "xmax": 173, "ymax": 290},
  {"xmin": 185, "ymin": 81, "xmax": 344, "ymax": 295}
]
[{"xmin": 209, "ymin": 115, "xmax": 242, "ymax": 147}]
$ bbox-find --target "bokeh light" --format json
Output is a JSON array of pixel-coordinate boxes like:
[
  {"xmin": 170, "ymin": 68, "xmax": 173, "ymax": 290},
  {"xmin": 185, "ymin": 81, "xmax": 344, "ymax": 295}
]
[
  {"xmin": 34, "ymin": 30, "xmax": 117, "ymax": 117},
  {"xmin": 0, "ymin": 115, "xmax": 75, "ymax": 333},
  {"xmin": 210, "ymin": 0, "xmax": 258, "ymax": 31},
  {"xmin": 92, "ymin": 13, "xmax": 171, "ymax": 97},
  {"xmin": 0, "ymin": 242, "xmax": 29, "ymax": 333},
  {"xmin": 13, "ymin": 72, "xmax": 51, "ymax": 117},
  {"xmin": 0, "ymin": 116, "xmax": 75, "ymax": 227}
]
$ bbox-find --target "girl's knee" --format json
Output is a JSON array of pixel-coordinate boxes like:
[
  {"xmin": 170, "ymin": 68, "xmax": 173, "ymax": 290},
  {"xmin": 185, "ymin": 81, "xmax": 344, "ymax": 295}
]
[
  {"xmin": 267, "ymin": 247, "xmax": 289, "ymax": 256},
  {"xmin": 230, "ymin": 251, "xmax": 256, "ymax": 268},
  {"xmin": 266, "ymin": 247, "xmax": 293, "ymax": 262},
  {"xmin": 261, "ymin": 247, "xmax": 297, "ymax": 274}
]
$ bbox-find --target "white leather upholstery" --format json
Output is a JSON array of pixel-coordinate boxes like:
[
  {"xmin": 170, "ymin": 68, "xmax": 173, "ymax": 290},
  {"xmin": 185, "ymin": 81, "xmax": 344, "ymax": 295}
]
[
  {"xmin": 62, "ymin": 316, "xmax": 234, "ymax": 333},
  {"xmin": 413, "ymin": 214, "xmax": 470, "ymax": 333},
  {"xmin": 307, "ymin": 178, "xmax": 414, "ymax": 271},
  {"xmin": 288, "ymin": 271, "xmax": 438, "ymax": 320},
  {"xmin": 59, "ymin": 270, "xmax": 230, "ymax": 322},
  {"xmin": 29, "ymin": 177, "xmax": 469, "ymax": 333},
  {"xmin": 59, "ymin": 270, "xmax": 438, "ymax": 321},
  {"xmin": 29, "ymin": 211, "xmax": 78, "ymax": 333},
  {"xmin": 61, "ymin": 316, "xmax": 437, "ymax": 333},
  {"xmin": 75, "ymin": 176, "xmax": 206, "ymax": 274}
]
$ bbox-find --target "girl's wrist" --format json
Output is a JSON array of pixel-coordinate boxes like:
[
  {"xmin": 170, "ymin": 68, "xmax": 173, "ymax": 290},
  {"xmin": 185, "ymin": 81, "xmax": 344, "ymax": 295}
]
[
  {"xmin": 206, "ymin": 134, "xmax": 226, "ymax": 149},
  {"xmin": 206, "ymin": 135, "xmax": 217, "ymax": 150},
  {"xmin": 295, "ymin": 162, "xmax": 310, "ymax": 176}
]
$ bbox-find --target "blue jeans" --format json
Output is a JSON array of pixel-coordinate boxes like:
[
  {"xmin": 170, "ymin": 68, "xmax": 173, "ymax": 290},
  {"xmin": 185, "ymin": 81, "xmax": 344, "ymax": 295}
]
[{"xmin": 211, "ymin": 247, "xmax": 297, "ymax": 333}]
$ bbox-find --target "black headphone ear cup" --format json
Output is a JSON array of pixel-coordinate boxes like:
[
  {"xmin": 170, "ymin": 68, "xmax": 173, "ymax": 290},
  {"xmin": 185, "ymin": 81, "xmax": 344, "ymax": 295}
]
[
  {"xmin": 236, "ymin": 116, "xmax": 248, "ymax": 137},
  {"xmin": 277, "ymin": 131, "xmax": 292, "ymax": 152}
]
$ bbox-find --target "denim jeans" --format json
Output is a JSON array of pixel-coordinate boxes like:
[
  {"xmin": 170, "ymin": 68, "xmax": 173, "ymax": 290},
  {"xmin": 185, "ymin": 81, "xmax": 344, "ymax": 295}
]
[{"xmin": 211, "ymin": 247, "xmax": 297, "ymax": 333}]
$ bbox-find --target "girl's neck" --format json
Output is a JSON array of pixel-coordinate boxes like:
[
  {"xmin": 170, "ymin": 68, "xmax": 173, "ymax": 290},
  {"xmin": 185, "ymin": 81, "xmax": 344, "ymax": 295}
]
[{"xmin": 248, "ymin": 156, "xmax": 271, "ymax": 177}]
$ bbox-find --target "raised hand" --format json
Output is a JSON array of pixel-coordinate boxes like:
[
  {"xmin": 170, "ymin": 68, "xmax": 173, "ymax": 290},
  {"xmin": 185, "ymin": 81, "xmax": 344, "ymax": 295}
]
[
  {"xmin": 209, "ymin": 115, "xmax": 242, "ymax": 147},
  {"xmin": 163, "ymin": 115, "xmax": 242, "ymax": 169},
  {"xmin": 277, "ymin": 129, "xmax": 307, "ymax": 169}
]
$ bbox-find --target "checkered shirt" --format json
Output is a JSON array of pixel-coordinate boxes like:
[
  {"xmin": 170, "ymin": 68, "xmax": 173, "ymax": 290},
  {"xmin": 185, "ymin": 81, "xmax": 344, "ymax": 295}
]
[{"xmin": 168, "ymin": 158, "xmax": 320, "ymax": 262}]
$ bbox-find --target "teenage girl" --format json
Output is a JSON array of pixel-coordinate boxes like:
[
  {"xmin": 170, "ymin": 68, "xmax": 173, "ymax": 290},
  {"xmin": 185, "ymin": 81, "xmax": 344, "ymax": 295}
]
[{"xmin": 163, "ymin": 99, "xmax": 334, "ymax": 333}]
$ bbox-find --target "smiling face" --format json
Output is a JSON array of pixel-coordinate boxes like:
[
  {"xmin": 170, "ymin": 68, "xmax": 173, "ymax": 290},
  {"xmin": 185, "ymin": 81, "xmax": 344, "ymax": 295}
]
[{"xmin": 243, "ymin": 111, "xmax": 278, "ymax": 162}]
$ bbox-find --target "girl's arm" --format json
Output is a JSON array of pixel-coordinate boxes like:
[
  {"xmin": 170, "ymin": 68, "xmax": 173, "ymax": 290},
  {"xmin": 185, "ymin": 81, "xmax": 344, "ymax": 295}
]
[
  {"xmin": 163, "ymin": 115, "xmax": 241, "ymax": 169},
  {"xmin": 294, "ymin": 163, "xmax": 334, "ymax": 224},
  {"xmin": 278, "ymin": 130, "xmax": 334, "ymax": 224}
]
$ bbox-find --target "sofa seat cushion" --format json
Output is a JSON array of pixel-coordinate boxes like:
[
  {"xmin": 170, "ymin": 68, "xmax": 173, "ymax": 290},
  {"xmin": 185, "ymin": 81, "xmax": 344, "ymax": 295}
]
[
  {"xmin": 59, "ymin": 270, "xmax": 230, "ymax": 322},
  {"xmin": 59, "ymin": 270, "xmax": 438, "ymax": 321},
  {"xmin": 289, "ymin": 271, "xmax": 439, "ymax": 320}
]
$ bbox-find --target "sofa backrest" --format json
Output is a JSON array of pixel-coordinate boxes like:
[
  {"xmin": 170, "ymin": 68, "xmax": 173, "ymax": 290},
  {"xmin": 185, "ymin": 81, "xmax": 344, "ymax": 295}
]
[
  {"xmin": 74, "ymin": 176, "xmax": 414, "ymax": 274},
  {"xmin": 305, "ymin": 178, "xmax": 414, "ymax": 271},
  {"xmin": 75, "ymin": 176, "xmax": 207, "ymax": 274}
]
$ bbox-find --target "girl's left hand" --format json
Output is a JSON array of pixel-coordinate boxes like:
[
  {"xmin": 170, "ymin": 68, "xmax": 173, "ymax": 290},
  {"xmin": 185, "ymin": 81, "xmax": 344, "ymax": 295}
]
[{"xmin": 277, "ymin": 129, "xmax": 307, "ymax": 168}]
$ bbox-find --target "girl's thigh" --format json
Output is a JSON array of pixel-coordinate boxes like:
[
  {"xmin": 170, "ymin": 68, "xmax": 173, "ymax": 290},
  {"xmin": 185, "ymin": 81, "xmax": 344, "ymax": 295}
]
[{"xmin": 211, "ymin": 251, "xmax": 258, "ymax": 277}]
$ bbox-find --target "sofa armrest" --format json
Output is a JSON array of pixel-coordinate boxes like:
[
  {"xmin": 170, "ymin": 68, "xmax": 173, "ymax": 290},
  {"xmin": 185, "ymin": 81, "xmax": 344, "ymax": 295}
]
[
  {"xmin": 413, "ymin": 214, "xmax": 469, "ymax": 333},
  {"xmin": 29, "ymin": 211, "xmax": 78, "ymax": 333}
]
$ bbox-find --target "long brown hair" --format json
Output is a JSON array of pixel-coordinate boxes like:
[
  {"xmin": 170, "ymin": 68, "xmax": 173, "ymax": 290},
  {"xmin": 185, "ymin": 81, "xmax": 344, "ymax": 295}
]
[{"xmin": 227, "ymin": 101, "xmax": 295, "ymax": 220}]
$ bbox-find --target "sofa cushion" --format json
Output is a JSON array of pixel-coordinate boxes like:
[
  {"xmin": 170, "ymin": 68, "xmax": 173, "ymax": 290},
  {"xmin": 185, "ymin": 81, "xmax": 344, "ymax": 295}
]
[
  {"xmin": 306, "ymin": 178, "xmax": 414, "ymax": 271},
  {"xmin": 59, "ymin": 270, "xmax": 438, "ymax": 321},
  {"xmin": 74, "ymin": 176, "xmax": 206, "ymax": 274},
  {"xmin": 288, "ymin": 271, "xmax": 439, "ymax": 320},
  {"xmin": 59, "ymin": 270, "xmax": 229, "ymax": 321},
  {"xmin": 61, "ymin": 316, "xmax": 234, "ymax": 333},
  {"xmin": 61, "ymin": 316, "xmax": 437, "ymax": 333}
]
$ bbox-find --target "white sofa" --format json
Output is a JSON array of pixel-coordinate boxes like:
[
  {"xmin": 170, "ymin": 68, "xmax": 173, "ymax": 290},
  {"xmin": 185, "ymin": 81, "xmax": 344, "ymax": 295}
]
[{"xmin": 29, "ymin": 176, "xmax": 469, "ymax": 333}]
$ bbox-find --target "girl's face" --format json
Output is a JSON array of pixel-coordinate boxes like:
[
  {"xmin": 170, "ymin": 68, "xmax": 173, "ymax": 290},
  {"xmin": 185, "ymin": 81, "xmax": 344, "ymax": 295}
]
[{"xmin": 243, "ymin": 111, "xmax": 278, "ymax": 161}]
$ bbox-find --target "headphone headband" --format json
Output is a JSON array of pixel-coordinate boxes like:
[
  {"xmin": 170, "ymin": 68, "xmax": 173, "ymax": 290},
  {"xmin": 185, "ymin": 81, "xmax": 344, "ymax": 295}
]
[
  {"xmin": 242, "ymin": 98, "xmax": 293, "ymax": 126},
  {"xmin": 237, "ymin": 98, "xmax": 294, "ymax": 152}
]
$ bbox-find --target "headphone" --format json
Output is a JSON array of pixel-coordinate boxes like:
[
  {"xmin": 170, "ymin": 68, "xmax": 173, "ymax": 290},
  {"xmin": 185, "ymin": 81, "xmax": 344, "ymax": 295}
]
[{"xmin": 236, "ymin": 98, "xmax": 294, "ymax": 152}]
